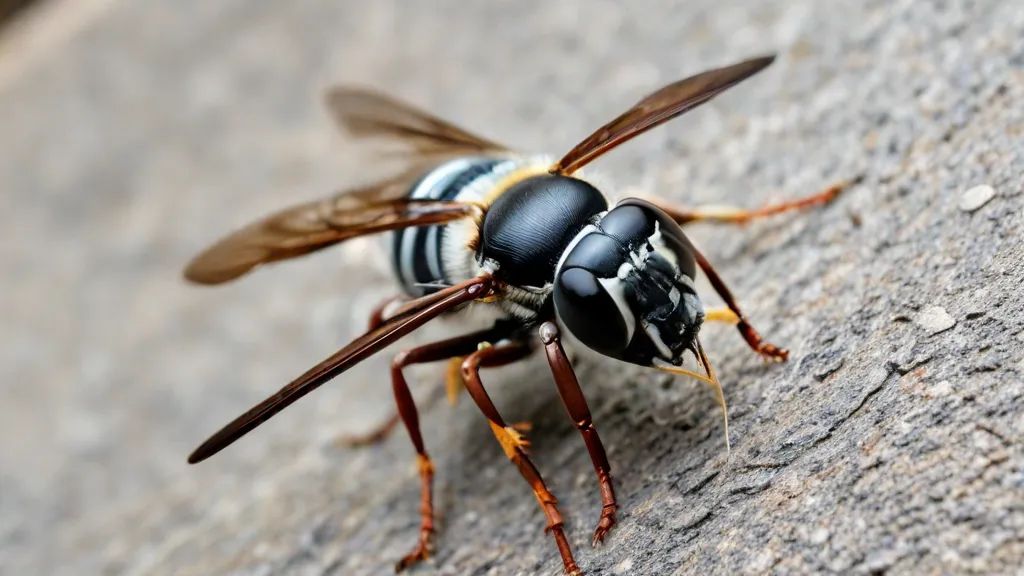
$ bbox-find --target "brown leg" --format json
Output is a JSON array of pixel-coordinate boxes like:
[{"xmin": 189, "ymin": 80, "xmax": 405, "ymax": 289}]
[
  {"xmin": 337, "ymin": 386, "xmax": 450, "ymax": 448},
  {"xmin": 334, "ymin": 295, "xmax": 411, "ymax": 447},
  {"xmin": 656, "ymin": 180, "xmax": 851, "ymax": 225},
  {"xmin": 461, "ymin": 343, "xmax": 582, "ymax": 576},
  {"xmin": 345, "ymin": 351, "xmax": 464, "ymax": 447},
  {"xmin": 337, "ymin": 412, "xmax": 402, "ymax": 447},
  {"xmin": 368, "ymin": 294, "xmax": 406, "ymax": 330},
  {"xmin": 689, "ymin": 242, "xmax": 788, "ymax": 361},
  {"xmin": 539, "ymin": 322, "xmax": 617, "ymax": 547},
  {"xmin": 388, "ymin": 325, "xmax": 514, "ymax": 572}
]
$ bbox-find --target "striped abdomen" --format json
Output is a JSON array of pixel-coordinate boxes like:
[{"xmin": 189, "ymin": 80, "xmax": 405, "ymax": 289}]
[{"xmin": 391, "ymin": 156, "xmax": 528, "ymax": 297}]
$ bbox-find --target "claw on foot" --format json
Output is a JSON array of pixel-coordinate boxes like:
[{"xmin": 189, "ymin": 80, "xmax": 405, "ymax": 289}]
[
  {"xmin": 758, "ymin": 342, "xmax": 789, "ymax": 362},
  {"xmin": 394, "ymin": 541, "xmax": 432, "ymax": 572},
  {"xmin": 592, "ymin": 505, "xmax": 618, "ymax": 546}
]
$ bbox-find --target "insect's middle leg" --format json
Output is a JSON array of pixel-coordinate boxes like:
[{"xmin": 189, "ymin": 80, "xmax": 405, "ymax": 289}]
[
  {"xmin": 655, "ymin": 179, "xmax": 852, "ymax": 225},
  {"xmin": 461, "ymin": 342, "xmax": 583, "ymax": 576},
  {"xmin": 539, "ymin": 321, "xmax": 617, "ymax": 547},
  {"xmin": 389, "ymin": 324, "xmax": 514, "ymax": 572}
]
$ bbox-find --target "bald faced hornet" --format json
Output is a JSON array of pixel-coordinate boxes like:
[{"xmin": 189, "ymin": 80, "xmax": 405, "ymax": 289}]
[{"xmin": 184, "ymin": 55, "xmax": 849, "ymax": 575}]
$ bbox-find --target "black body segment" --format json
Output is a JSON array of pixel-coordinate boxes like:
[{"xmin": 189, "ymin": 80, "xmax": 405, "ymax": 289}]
[{"xmin": 480, "ymin": 175, "xmax": 607, "ymax": 287}]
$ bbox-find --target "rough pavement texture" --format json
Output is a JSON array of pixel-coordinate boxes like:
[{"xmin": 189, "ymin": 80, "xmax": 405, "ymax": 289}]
[{"xmin": 2, "ymin": 1, "xmax": 1022, "ymax": 575}]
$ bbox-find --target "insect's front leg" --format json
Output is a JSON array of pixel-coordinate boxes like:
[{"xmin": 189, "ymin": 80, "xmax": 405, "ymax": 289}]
[
  {"xmin": 460, "ymin": 341, "xmax": 583, "ymax": 576},
  {"xmin": 539, "ymin": 322, "xmax": 618, "ymax": 547},
  {"xmin": 652, "ymin": 178, "xmax": 854, "ymax": 225},
  {"xmin": 690, "ymin": 245, "xmax": 788, "ymax": 362}
]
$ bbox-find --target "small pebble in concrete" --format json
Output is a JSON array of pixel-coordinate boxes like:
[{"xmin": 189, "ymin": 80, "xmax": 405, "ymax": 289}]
[
  {"xmin": 613, "ymin": 558, "xmax": 635, "ymax": 575},
  {"xmin": 959, "ymin": 184, "xmax": 996, "ymax": 212},
  {"xmin": 916, "ymin": 306, "xmax": 957, "ymax": 335}
]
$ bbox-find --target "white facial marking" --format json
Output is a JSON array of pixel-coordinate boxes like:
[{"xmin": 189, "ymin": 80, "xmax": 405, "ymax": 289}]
[
  {"xmin": 597, "ymin": 219, "xmax": 685, "ymax": 359},
  {"xmin": 643, "ymin": 322, "xmax": 674, "ymax": 360},
  {"xmin": 616, "ymin": 262, "xmax": 632, "ymax": 279},
  {"xmin": 597, "ymin": 276, "xmax": 636, "ymax": 343},
  {"xmin": 648, "ymin": 220, "xmax": 679, "ymax": 269}
]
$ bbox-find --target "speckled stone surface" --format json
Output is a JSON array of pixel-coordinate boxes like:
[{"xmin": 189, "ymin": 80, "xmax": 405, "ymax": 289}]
[{"xmin": 2, "ymin": 1, "xmax": 1022, "ymax": 575}]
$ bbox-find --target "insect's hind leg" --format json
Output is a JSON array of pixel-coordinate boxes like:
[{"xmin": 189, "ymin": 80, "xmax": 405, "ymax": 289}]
[
  {"xmin": 656, "ymin": 179, "xmax": 854, "ymax": 225},
  {"xmin": 461, "ymin": 342, "xmax": 583, "ymax": 576},
  {"xmin": 367, "ymin": 294, "xmax": 407, "ymax": 331},
  {"xmin": 336, "ymin": 294, "xmax": 411, "ymax": 447},
  {"xmin": 385, "ymin": 323, "xmax": 516, "ymax": 572}
]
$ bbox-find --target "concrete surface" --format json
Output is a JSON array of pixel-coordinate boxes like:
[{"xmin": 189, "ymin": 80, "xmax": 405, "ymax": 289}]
[{"xmin": 1, "ymin": 0, "xmax": 1022, "ymax": 574}]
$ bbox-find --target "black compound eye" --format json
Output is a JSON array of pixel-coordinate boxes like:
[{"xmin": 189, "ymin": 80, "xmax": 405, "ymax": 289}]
[
  {"xmin": 608, "ymin": 199, "xmax": 698, "ymax": 280},
  {"xmin": 559, "ymin": 232, "xmax": 623, "ymax": 277},
  {"xmin": 554, "ymin": 267, "xmax": 630, "ymax": 355},
  {"xmin": 597, "ymin": 205, "xmax": 655, "ymax": 247}
]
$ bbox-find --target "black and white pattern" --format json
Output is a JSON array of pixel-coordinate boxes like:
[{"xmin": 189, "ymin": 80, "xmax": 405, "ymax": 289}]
[{"xmin": 390, "ymin": 156, "xmax": 521, "ymax": 296}]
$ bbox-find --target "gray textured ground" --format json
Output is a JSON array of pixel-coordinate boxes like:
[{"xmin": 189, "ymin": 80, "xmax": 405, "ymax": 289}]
[{"xmin": 2, "ymin": 1, "xmax": 1023, "ymax": 575}]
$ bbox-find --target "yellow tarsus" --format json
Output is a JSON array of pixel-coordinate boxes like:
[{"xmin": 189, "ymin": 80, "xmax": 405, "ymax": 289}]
[
  {"xmin": 445, "ymin": 357, "xmax": 464, "ymax": 406},
  {"xmin": 705, "ymin": 307, "xmax": 740, "ymax": 325},
  {"xmin": 704, "ymin": 305, "xmax": 737, "ymax": 323},
  {"xmin": 489, "ymin": 421, "xmax": 530, "ymax": 458}
]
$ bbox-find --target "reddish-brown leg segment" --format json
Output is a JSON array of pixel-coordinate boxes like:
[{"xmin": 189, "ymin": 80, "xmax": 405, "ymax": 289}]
[
  {"xmin": 338, "ymin": 388, "xmax": 448, "ymax": 448},
  {"xmin": 688, "ymin": 241, "xmax": 788, "ymax": 361},
  {"xmin": 388, "ymin": 325, "xmax": 515, "ymax": 572},
  {"xmin": 656, "ymin": 180, "xmax": 850, "ymax": 225},
  {"xmin": 539, "ymin": 322, "xmax": 618, "ymax": 546},
  {"xmin": 649, "ymin": 182, "xmax": 858, "ymax": 360},
  {"xmin": 368, "ymin": 294, "xmax": 406, "ymax": 330},
  {"xmin": 335, "ymin": 295, "xmax": 410, "ymax": 447},
  {"xmin": 461, "ymin": 342, "xmax": 583, "ymax": 576},
  {"xmin": 338, "ymin": 412, "xmax": 402, "ymax": 447}
]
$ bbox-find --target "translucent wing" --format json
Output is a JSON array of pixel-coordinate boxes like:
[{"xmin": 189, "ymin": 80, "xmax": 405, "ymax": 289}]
[
  {"xmin": 552, "ymin": 55, "xmax": 775, "ymax": 175},
  {"xmin": 188, "ymin": 275, "xmax": 495, "ymax": 463},
  {"xmin": 325, "ymin": 86, "xmax": 510, "ymax": 156},
  {"xmin": 183, "ymin": 168, "xmax": 479, "ymax": 285},
  {"xmin": 186, "ymin": 85, "xmax": 512, "ymax": 286}
]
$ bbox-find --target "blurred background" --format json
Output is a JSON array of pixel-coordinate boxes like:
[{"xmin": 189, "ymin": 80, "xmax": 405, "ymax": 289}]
[{"xmin": 2, "ymin": 1, "xmax": 1022, "ymax": 575}]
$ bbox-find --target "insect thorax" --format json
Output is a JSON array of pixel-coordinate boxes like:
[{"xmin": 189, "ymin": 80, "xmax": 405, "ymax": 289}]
[{"xmin": 391, "ymin": 156, "xmax": 609, "ymax": 323}]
